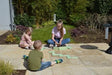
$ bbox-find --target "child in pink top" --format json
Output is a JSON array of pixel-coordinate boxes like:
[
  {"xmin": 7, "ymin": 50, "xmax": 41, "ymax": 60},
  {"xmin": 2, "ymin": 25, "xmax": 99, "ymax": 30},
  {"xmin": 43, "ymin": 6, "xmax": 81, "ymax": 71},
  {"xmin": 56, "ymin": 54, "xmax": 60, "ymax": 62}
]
[{"xmin": 19, "ymin": 27, "xmax": 34, "ymax": 49}]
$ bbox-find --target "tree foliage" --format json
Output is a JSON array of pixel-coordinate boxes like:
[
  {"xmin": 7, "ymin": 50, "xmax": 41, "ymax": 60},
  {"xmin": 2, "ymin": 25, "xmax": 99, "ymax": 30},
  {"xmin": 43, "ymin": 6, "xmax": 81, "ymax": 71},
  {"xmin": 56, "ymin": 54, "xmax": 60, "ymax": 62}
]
[
  {"xmin": 55, "ymin": 0, "xmax": 89, "ymax": 24},
  {"xmin": 98, "ymin": 0, "xmax": 112, "ymax": 15},
  {"xmin": 12, "ymin": 0, "xmax": 112, "ymax": 26},
  {"xmin": 13, "ymin": 0, "xmax": 57, "ymax": 25},
  {"xmin": 28, "ymin": 0, "xmax": 57, "ymax": 24},
  {"xmin": 87, "ymin": 0, "xmax": 112, "ymax": 15}
]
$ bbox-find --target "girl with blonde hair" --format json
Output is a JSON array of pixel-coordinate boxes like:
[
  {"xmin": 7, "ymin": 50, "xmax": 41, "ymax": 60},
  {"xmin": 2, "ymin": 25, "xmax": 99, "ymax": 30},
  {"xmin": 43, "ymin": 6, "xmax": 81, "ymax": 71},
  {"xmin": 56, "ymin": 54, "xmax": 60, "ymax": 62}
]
[
  {"xmin": 19, "ymin": 27, "xmax": 34, "ymax": 49},
  {"xmin": 47, "ymin": 19, "xmax": 70, "ymax": 47}
]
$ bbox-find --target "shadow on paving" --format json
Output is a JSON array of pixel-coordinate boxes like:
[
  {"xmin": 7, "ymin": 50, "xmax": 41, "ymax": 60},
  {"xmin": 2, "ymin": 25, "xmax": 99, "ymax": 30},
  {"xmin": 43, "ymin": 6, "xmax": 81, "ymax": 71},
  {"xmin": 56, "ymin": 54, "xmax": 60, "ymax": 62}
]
[
  {"xmin": 80, "ymin": 45, "xmax": 109, "ymax": 54},
  {"xmin": 80, "ymin": 45, "xmax": 98, "ymax": 49}
]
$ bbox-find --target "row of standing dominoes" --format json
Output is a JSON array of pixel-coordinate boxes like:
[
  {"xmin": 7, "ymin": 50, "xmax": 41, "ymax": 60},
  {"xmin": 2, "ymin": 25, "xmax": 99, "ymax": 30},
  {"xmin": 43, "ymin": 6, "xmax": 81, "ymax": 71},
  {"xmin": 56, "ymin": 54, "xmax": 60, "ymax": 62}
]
[{"xmin": 48, "ymin": 51, "xmax": 78, "ymax": 59}]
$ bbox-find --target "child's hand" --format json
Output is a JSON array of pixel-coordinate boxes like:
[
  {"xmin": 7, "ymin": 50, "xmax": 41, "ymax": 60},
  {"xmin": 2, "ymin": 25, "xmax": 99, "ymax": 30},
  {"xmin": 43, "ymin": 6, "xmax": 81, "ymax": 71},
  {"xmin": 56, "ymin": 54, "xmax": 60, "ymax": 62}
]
[
  {"xmin": 55, "ymin": 41, "xmax": 58, "ymax": 45},
  {"xmin": 58, "ymin": 41, "xmax": 61, "ymax": 46}
]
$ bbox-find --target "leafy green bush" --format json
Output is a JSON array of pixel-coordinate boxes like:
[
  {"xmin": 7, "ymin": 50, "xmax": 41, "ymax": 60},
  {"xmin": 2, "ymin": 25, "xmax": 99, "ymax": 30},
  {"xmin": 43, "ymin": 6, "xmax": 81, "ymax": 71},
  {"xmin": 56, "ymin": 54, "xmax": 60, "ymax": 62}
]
[
  {"xmin": 14, "ymin": 13, "xmax": 36, "ymax": 27},
  {"xmin": 42, "ymin": 21, "xmax": 55, "ymax": 27},
  {"xmin": 32, "ymin": 25, "xmax": 37, "ymax": 29},
  {"xmin": 0, "ymin": 59, "xmax": 15, "ymax": 75},
  {"xmin": 5, "ymin": 30, "xmax": 22, "ymax": 44},
  {"xmin": 14, "ymin": 35, "xmax": 21, "ymax": 44},
  {"xmin": 70, "ymin": 13, "xmax": 85, "ymax": 25}
]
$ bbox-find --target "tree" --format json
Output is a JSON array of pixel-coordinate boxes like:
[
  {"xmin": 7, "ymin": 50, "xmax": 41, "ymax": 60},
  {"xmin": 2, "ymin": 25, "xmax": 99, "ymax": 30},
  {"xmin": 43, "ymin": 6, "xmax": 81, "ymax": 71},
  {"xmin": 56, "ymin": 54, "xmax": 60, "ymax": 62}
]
[
  {"xmin": 13, "ymin": 0, "xmax": 57, "ymax": 27},
  {"xmin": 98, "ymin": 0, "xmax": 112, "ymax": 15},
  {"xmin": 88, "ymin": 0, "xmax": 112, "ymax": 15},
  {"xmin": 28, "ymin": 0, "xmax": 57, "ymax": 25},
  {"xmin": 13, "ymin": 0, "xmax": 29, "ymax": 16},
  {"xmin": 55, "ymin": 0, "xmax": 89, "ymax": 25}
]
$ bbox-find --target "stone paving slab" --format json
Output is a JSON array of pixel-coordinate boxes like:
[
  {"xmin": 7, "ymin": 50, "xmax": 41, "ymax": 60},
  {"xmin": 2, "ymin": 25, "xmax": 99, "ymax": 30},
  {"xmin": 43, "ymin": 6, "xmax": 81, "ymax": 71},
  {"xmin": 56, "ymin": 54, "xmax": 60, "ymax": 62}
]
[
  {"xmin": 79, "ymin": 55, "xmax": 112, "ymax": 67},
  {"xmin": 88, "ymin": 67, "xmax": 112, "ymax": 75},
  {"xmin": 0, "ymin": 30, "xmax": 8, "ymax": 35},
  {"xmin": 51, "ymin": 65, "xmax": 97, "ymax": 75},
  {"xmin": 0, "ymin": 45, "xmax": 30, "ymax": 70},
  {"xmin": 0, "ymin": 43, "xmax": 112, "ymax": 75}
]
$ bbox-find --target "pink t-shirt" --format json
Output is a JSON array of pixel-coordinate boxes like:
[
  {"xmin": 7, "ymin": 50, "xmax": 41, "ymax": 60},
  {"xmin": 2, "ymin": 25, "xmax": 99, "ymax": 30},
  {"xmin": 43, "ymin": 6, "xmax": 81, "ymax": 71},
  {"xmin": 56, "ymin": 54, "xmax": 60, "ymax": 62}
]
[{"xmin": 52, "ymin": 27, "xmax": 66, "ymax": 38}]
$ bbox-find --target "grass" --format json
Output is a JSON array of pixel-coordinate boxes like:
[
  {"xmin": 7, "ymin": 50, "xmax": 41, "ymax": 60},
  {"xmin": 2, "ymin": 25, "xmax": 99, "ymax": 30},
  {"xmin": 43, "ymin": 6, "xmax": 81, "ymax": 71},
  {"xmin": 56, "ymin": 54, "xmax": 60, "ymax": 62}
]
[{"xmin": 32, "ymin": 24, "xmax": 75, "ymax": 43}]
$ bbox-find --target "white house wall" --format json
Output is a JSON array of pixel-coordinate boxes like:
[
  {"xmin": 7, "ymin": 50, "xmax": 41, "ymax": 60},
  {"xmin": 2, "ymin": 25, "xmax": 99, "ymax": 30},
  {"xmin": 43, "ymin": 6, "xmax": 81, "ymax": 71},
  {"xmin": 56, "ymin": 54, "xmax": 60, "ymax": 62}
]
[{"xmin": 0, "ymin": 0, "xmax": 11, "ymax": 30}]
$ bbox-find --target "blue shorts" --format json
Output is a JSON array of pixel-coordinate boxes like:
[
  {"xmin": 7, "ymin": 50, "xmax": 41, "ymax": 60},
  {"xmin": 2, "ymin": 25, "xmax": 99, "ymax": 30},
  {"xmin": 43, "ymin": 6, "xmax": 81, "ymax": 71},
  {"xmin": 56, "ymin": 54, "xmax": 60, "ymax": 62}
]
[{"xmin": 38, "ymin": 61, "xmax": 51, "ymax": 71}]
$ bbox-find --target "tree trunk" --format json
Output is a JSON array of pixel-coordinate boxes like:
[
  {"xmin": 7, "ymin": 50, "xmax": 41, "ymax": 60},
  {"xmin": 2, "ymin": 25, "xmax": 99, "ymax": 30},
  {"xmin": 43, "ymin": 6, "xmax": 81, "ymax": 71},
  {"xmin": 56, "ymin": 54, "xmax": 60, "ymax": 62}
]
[{"xmin": 36, "ymin": 21, "xmax": 39, "ymax": 29}]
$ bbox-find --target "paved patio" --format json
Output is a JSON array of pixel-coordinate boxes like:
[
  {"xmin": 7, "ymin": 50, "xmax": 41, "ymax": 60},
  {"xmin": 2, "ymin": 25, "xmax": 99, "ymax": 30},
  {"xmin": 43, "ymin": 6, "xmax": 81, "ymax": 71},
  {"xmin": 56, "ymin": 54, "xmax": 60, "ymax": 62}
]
[
  {"xmin": 0, "ymin": 30, "xmax": 8, "ymax": 36},
  {"xmin": 0, "ymin": 43, "xmax": 112, "ymax": 75}
]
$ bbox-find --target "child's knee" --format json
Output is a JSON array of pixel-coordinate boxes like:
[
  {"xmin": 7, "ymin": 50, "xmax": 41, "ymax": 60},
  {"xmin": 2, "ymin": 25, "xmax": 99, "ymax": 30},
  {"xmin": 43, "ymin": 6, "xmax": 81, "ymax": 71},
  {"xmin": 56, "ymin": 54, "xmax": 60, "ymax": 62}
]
[
  {"xmin": 67, "ymin": 38, "xmax": 70, "ymax": 43},
  {"xmin": 47, "ymin": 39, "xmax": 52, "ymax": 43}
]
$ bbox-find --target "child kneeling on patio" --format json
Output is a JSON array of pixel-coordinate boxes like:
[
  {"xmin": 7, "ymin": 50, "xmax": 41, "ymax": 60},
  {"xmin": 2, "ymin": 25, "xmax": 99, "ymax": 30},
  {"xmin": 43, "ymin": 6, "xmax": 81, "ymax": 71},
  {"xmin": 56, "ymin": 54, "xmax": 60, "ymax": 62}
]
[
  {"xmin": 19, "ymin": 27, "xmax": 34, "ymax": 49},
  {"xmin": 23, "ymin": 40, "xmax": 63, "ymax": 71}
]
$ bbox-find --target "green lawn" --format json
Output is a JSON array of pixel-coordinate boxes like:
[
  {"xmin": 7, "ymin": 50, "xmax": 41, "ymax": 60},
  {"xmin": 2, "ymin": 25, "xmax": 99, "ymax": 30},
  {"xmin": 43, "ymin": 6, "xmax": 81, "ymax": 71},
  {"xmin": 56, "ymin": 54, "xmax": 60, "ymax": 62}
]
[{"xmin": 32, "ymin": 25, "xmax": 75, "ymax": 43}]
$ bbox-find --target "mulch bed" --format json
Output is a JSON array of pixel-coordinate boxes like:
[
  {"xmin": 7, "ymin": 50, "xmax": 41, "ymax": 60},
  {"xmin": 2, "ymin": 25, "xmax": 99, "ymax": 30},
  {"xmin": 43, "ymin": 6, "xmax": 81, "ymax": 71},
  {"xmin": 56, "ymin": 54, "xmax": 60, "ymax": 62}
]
[
  {"xmin": 73, "ymin": 30, "xmax": 111, "ymax": 43},
  {"xmin": 12, "ymin": 70, "xmax": 26, "ymax": 75},
  {"xmin": 70, "ymin": 26, "xmax": 112, "ymax": 44},
  {"xmin": 0, "ymin": 30, "xmax": 22, "ymax": 44},
  {"xmin": 0, "ymin": 31, "xmax": 12, "ymax": 44}
]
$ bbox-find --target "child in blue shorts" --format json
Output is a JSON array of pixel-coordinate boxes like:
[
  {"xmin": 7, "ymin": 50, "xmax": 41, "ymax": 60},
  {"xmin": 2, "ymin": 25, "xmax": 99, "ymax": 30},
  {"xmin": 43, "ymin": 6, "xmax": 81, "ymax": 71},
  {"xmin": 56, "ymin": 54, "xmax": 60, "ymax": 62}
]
[{"xmin": 23, "ymin": 40, "xmax": 63, "ymax": 71}]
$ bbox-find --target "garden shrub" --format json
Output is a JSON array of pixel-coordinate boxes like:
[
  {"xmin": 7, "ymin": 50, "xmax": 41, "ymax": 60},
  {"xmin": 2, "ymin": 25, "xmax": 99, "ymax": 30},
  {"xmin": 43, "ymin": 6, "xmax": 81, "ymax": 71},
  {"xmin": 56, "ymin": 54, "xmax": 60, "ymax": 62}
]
[
  {"xmin": 42, "ymin": 21, "xmax": 55, "ymax": 27},
  {"xmin": 5, "ymin": 29, "xmax": 23, "ymax": 44},
  {"xmin": 14, "ymin": 13, "xmax": 36, "ymax": 27},
  {"xmin": 70, "ymin": 26, "xmax": 87, "ymax": 37},
  {"xmin": 32, "ymin": 25, "xmax": 37, "ymax": 29},
  {"xmin": 13, "ymin": 35, "xmax": 21, "ymax": 44},
  {"xmin": 84, "ymin": 13, "xmax": 108, "ymax": 32},
  {"xmin": 5, "ymin": 34, "xmax": 16, "ymax": 43},
  {"xmin": 0, "ymin": 59, "xmax": 15, "ymax": 75},
  {"xmin": 16, "ymin": 25, "xmax": 28, "ymax": 32},
  {"xmin": 69, "ymin": 13, "xmax": 86, "ymax": 25}
]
